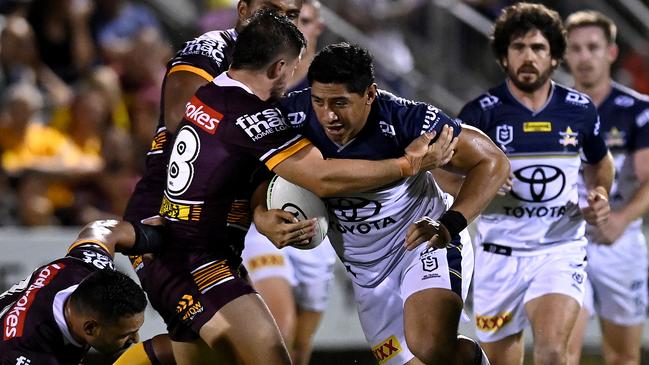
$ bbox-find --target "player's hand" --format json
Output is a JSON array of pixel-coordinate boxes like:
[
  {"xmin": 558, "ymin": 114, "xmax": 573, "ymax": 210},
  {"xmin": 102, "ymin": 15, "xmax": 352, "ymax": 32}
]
[
  {"xmin": 581, "ymin": 186, "xmax": 610, "ymax": 227},
  {"xmin": 255, "ymin": 209, "xmax": 316, "ymax": 248},
  {"xmin": 497, "ymin": 174, "xmax": 514, "ymax": 196},
  {"xmin": 590, "ymin": 211, "xmax": 628, "ymax": 245},
  {"xmin": 404, "ymin": 216, "xmax": 452, "ymax": 250}
]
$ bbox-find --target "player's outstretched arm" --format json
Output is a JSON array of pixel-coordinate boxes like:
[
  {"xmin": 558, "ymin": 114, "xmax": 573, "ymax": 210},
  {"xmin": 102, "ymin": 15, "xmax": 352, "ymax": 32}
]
[
  {"xmin": 272, "ymin": 131, "xmax": 438, "ymax": 197},
  {"xmin": 72, "ymin": 219, "xmax": 165, "ymax": 257},
  {"xmin": 405, "ymin": 126, "xmax": 510, "ymax": 250}
]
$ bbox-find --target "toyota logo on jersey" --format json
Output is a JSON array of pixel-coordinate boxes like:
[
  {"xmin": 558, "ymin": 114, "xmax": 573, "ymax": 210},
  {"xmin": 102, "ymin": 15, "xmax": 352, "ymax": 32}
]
[{"xmin": 510, "ymin": 165, "xmax": 565, "ymax": 203}]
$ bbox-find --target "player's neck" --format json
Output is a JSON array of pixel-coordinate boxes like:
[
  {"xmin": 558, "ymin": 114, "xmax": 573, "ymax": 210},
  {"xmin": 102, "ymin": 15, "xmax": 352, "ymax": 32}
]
[
  {"xmin": 574, "ymin": 78, "xmax": 612, "ymax": 106},
  {"xmin": 227, "ymin": 69, "xmax": 272, "ymax": 101},
  {"xmin": 506, "ymin": 78, "xmax": 552, "ymax": 112}
]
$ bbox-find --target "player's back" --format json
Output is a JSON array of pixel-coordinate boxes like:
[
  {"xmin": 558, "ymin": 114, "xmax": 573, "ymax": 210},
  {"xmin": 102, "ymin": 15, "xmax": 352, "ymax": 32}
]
[
  {"xmin": 160, "ymin": 73, "xmax": 306, "ymax": 256},
  {"xmin": 1, "ymin": 243, "xmax": 114, "ymax": 364},
  {"xmin": 459, "ymin": 81, "xmax": 608, "ymax": 253}
]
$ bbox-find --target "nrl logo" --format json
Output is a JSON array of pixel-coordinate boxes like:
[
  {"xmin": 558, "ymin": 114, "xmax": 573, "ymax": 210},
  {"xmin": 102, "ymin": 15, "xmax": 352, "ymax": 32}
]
[
  {"xmin": 496, "ymin": 124, "xmax": 513, "ymax": 146},
  {"xmin": 420, "ymin": 248, "xmax": 439, "ymax": 272}
]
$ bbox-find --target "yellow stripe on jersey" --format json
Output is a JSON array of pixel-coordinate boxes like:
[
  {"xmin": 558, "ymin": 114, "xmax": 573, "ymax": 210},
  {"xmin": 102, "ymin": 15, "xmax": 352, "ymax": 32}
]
[
  {"xmin": 265, "ymin": 138, "xmax": 312, "ymax": 171},
  {"xmin": 112, "ymin": 342, "xmax": 152, "ymax": 365},
  {"xmin": 168, "ymin": 65, "xmax": 214, "ymax": 82},
  {"xmin": 67, "ymin": 239, "xmax": 111, "ymax": 256}
]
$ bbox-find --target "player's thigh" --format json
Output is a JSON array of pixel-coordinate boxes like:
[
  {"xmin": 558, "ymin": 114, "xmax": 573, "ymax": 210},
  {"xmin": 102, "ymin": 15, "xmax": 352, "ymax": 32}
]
[
  {"xmin": 171, "ymin": 337, "xmax": 236, "ymax": 365},
  {"xmin": 254, "ymin": 276, "xmax": 297, "ymax": 342},
  {"xmin": 525, "ymin": 293, "xmax": 580, "ymax": 348},
  {"xmin": 403, "ymin": 287, "xmax": 463, "ymax": 349},
  {"xmin": 199, "ymin": 292, "xmax": 290, "ymax": 365},
  {"xmin": 600, "ymin": 319, "xmax": 643, "ymax": 364}
]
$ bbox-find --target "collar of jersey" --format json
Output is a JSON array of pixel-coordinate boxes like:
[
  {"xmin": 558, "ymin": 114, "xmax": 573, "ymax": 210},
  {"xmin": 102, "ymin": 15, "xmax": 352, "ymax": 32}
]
[
  {"xmin": 213, "ymin": 72, "xmax": 254, "ymax": 95},
  {"xmin": 53, "ymin": 284, "xmax": 83, "ymax": 347}
]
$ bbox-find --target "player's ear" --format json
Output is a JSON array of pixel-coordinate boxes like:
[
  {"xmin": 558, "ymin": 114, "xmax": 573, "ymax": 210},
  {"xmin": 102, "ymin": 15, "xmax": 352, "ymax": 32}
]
[
  {"xmin": 83, "ymin": 319, "xmax": 100, "ymax": 337},
  {"xmin": 366, "ymin": 83, "xmax": 378, "ymax": 105},
  {"xmin": 267, "ymin": 59, "xmax": 285, "ymax": 80},
  {"xmin": 608, "ymin": 43, "xmax": 619, "ymax": 63},
  {"xmin": 237, "ymin": 0, "xmax": 250, "ymax": 21}
]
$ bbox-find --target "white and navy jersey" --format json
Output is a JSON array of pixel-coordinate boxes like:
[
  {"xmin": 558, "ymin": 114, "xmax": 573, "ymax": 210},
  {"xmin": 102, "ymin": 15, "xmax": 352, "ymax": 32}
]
[
  {"xmin": 579, "ymin": 83, "xmax": 649, "ymax": 231},
  {"xmin": 459, "ymin": 81, "xmax": 608, "ymax": 254},
  {"xmin": 280, "ymin": 89, "xmax": 461, "ymax": 287}
]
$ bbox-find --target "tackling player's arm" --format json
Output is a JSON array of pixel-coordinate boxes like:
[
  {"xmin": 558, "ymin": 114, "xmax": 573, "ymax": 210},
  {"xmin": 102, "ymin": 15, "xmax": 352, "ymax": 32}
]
[
  {"xmin": 71, "ymin": 219, "xmax": 165, "ymax": 257},
  {"xmin": 163, "ymin": 70, "xmax": 212, "ymax": 133},
  {"xmin": 406, "ymin": 125, "xmax": 510, "ymax": 249},
  {"xmin": 271, "ymin": 131, "xmax": 438, "ymax": 197}
]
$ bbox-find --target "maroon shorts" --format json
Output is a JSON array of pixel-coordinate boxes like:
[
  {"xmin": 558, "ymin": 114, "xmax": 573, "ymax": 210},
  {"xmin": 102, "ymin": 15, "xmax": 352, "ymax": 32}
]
[{"xmin": 139, "ymin": 250, "xmax": 255, "ymax": 342}]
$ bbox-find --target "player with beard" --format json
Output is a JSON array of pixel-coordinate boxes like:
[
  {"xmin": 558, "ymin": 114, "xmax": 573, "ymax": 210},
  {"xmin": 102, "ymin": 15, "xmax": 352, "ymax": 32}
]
[
  {"xmin": 435, "ymin": 3, "xmax": 615, "ymax": 365},
  {"xmin": 564, "ymin": 11, "xmax": 649, "ymax": 365}
]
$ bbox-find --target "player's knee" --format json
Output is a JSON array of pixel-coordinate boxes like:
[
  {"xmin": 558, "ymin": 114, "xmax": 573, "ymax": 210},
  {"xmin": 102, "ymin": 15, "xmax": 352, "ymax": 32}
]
[
  {"xmin": 406, "ymin": 335, "xmax": 455, "ymax": 364},
  {"xmin": 604, "ymin": 350, "xmax": 640, "ymax": 365},
  {"xmin": 533, "ymin": 342, "xmax": 567, "ymax": 365}
]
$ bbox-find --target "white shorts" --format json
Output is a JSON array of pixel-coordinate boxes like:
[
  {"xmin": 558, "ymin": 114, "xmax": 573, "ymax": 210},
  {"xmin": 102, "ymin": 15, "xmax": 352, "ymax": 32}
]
[
  {"xmin": 473, "ymin": 243, "xmax": 587, "ymax": 343},
  {"xmin": 242, "ymin": 224, "xmax": 337, "ymax": 312},
  {"xmin": 353, "ymin": 231, "xmax": 473, "ymax": 365},
  {"xmin": 583, "ymin": 227, "xmax": 648, "ymax": 326}
]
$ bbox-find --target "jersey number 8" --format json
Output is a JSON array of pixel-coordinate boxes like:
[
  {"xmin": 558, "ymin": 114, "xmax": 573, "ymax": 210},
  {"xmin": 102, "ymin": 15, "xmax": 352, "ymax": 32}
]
[{"xmin": 167, "ymin": 126, "xmax": 201, "ymax": 197}]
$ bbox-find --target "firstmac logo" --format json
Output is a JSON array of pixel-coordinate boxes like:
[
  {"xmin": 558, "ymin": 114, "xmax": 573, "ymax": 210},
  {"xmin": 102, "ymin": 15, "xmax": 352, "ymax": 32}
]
[
  {"xmin": 185, "ymin": 96, "xmax": 223, "ymax": 135},
  {"xmin": 235, "ymin": 108, "xmax": 288, "ymax": 141}
]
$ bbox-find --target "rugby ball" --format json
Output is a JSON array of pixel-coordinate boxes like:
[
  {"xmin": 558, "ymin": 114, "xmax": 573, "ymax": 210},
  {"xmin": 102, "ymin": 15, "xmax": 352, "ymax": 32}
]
[{"xmin": 267, "ymin": 175, "xmax": 329, "ymax": 249}]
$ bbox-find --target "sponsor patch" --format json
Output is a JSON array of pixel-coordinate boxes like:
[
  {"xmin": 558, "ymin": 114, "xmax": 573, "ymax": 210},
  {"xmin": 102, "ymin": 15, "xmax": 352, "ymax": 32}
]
[
  {"xmin": 185, "ymin": 96, "xmax": 223, "ymax": 135},
  {"xmin": 523, "ymin": 121, "xmax": 552, "ymax": 132},
  {"xmin": 476, "ymin": 312, "xmax": 512, "ymax": 332},
  {"xmin": 566, "ymin": 92, "xmax": 589, "ymax": 106},
  {"xmin": 372, "ymin": 335, "xmax": 402, "ymax": 364},
  {"xmin": 176, "ymin": 294, "xmax": 204, "ymax": 323},
  {"xmin": 4, "ymin": 264, "xmax": 64, "ymax": 340},
  {"xmin": 148, "ymin": 128, "xmax": 168, "ymax": 155},
  {"xmin": 247, "ymin": 254, "xmax": 285, "ymax": 271},
  {"xmin": 235, "ymin": 108, "xmax": 288, "ymax": 141},
  {"xmin": 479, "ymin": 95, "xmax": 499, "ymax": 110},
  {"xmin": 160, "ymin": 195, "xmax": 203, "ymax": 222}
]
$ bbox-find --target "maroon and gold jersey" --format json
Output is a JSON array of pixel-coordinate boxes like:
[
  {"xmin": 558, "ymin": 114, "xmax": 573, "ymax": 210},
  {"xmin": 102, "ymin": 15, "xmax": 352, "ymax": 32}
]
[
  {"xmin": 159, "ymin": 72, "xmax": 310, "ymax": 256},
  {"xmin": 0, "ymin": 242, "xmax": 114, "ymax": 364},
  {"xmin": 123, "ymin": 29, "xmax": 238, "ymax": 223}
]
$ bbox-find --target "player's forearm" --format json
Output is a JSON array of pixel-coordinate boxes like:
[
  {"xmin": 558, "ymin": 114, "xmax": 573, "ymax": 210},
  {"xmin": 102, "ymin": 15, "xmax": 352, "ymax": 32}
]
[
  {"xmin": 306, "ymin": 158, "xmax": 405, "ymax": 197},
  {"xmin": 449, "ymin": 153, "xmax": 509, "ymax": 222},
  {"xmin": 583, "ymin": 152, "xmax": 615, "ymax": 194},
  {"xmin": 617, "ymin": 179, "xmax": 649, "ymax": 223}
]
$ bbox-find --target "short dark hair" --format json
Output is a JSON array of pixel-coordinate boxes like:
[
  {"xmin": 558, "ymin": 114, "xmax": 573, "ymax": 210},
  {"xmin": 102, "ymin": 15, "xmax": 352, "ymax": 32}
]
[
  {"xmin": 491, "ymin": 3, "xmax": 566, "ymax": 66},
  {"xmin": 565, "ymin": 10, "xmax": 617, "ymax": 44},
  {"xmin": 70, "ymin": 270, "xmax": 147, "ymax": 324},
  {"xmin": 231, "ymin": 9, "xmax": 306, "ymax": 70},
  {"xmin": 307, "ymin": 42, "xmax": 374, "ymax": 94}
]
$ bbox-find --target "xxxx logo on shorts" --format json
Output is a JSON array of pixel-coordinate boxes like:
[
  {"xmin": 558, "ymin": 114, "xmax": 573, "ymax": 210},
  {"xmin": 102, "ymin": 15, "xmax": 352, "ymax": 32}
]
[
  {"xmin": 475, "ymin": 312, "xmax": 512, "ymax": 332},
  {"xmin": 372, "ymin": 335, "xmax": 402, "ymax": 364},
  {"xmin": 247, "ymin": 254, "xmax": 285, "ymax": 271}
]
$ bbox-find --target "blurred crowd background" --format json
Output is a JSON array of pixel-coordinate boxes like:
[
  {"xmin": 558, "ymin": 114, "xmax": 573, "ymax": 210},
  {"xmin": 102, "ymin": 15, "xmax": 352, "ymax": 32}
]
[{"xmin": 0, "ymin": 0, "xmax": 647, "ymax": 227}]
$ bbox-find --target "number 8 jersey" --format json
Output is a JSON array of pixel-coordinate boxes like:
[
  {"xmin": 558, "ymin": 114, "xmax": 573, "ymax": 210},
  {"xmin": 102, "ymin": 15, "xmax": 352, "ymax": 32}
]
[
  {"xmin": 459, "ymin": 81, "xmax": 609, "ymax": 254},
  {"xmin": 159, "ymin": 72, "xmax": 311, "ymax": 256}
]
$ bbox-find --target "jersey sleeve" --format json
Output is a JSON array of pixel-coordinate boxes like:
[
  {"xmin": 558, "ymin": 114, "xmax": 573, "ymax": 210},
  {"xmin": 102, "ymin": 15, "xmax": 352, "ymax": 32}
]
[
  {"xmin": 279, "ymin": 88, "xmax": 313, "ymax": 129},
  {"xmin": 581, "ymin": 104, "xmax": 609, "ymax": 164},
  {"xmin": 398, "ymin": 102, "xmax": 461, "ymax": 143},
  {"xmin": 0, "ymin": 270, "xmax": 36, "ymax": 316},
  {"xmin": 457, "ymin": 100, "xmax": 484, "ymax": 129},
  {"xmin": 167, "ymin": 31, "xmax": 234, "ymax": 82},
  {"xmin": 632, "ymin": 106, "xmax": 649, "ymax": 151},
  {"xmin": 65, "ymin": 241, "xmax": 116, "ymax": 271}
]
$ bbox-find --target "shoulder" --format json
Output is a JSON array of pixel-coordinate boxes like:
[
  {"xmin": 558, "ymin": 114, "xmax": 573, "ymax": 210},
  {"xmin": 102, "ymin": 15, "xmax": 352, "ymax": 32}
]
[
  {"xmin": 281, "ymin": 88, "xmax": 312, "ymax": 126},
  {"xmin": 65, "ymin": 241, "xmax": 115, "ymax": 271},
  {"xmin": 610, "ymin": 83, "xmax": 649, "ymax": 128},
  {"xmin": 169, "ymin": 29, "xmax": 237, "ymax": 72},
  {"xmin": 554, "ymin": 83, "xmax": 595, "ymax": 110}
]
